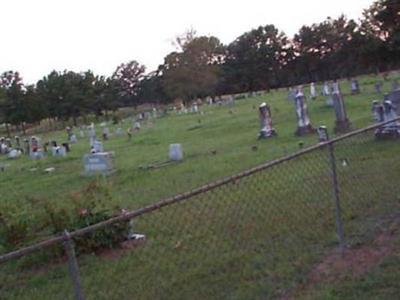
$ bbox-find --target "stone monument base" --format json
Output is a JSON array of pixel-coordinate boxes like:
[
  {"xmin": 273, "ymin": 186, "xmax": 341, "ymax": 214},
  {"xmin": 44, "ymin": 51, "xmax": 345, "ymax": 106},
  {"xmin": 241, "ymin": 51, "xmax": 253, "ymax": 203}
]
[
  {"xmin": 295, "ymin": 125, "xmax": 315, "ymax": 136},
  {"xmin": 375, "ymin": 127, "xmax": 400, "ymax": 139},
  {"xmin": 334, "ymin": 119, "xmax": 351, "ymax": 133},
  {"xmin": 258, "ymin": 129, "xmax": 277, "ymax": 139}
]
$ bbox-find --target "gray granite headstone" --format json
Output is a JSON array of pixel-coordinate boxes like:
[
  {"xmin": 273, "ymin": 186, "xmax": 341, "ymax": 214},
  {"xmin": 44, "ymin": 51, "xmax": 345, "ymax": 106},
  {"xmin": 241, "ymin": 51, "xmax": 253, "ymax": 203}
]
[
  {"xmin": 350, "ymin": 79, "xmax": 360, "ymax": 94},
  {"xmin": 371, "ymin": 100, "xmax": 381, "ymax": 121},
  {"xmin": 374, "ymin": 82, "xmax": 383, "ymax": 94},
  {"xmin": 388, "ymin": 90, "xmax": 400, "ymax": 115},
  {"xmin": 93, "ymin": 140, "xmax": 103, "ymax": 153},
  {"xmin": 52, "ymin": 146, "xmax": 67, "ymax": 157},
  {"xmin": 332, "ymin": 91, "xmax": 351, "ymax": 133},
  {"xmin": 287, "ymin": 88, "xmax": 296, "ymax": 101},
  {"xmin": 294, "ymin": 91, "xmax": 314, "ymax": 136},
  {"xmin": 83, "ymin": 152, "xmax": 114, "ymax": 176},
  {"xmin": 169, "ymin": 144, "xmax": 183, "ymax": 161},
  {"xmin": 310, "ymin": 82, "xmax": 317, "ymax": 99},
  {"xmin": 322, "ymin": 82, "xmax": 330, "ymax": 96},
  {"xmin": 374, "ymin": 100, "xmax": 400, "ymax": 138},
  {"xmin": 258, "ymin": 102, "xmax": 276, "ymax": 139}
]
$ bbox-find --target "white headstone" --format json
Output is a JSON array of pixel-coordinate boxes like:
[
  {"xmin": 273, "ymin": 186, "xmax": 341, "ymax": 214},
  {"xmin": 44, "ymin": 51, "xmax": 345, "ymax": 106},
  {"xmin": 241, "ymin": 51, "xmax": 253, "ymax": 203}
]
[
  {"xmin": 83, "ymin": 152, "xmax": 114, "ymax": 176},
  {"xmin": 169, "ymin": 144, "xmax": 183, "ymax": 161},
  {"xmin": 70, "ymin": 134, "xmax": 78, "ymax": 144},
  {"xmin": 93, "ymin": 140, "xmax": 103, "ymax": 153}
]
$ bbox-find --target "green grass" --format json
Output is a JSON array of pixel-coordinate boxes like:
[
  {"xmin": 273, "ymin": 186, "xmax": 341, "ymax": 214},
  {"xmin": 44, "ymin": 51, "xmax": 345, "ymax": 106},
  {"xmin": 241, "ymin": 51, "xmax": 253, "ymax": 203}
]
[{"xmin": 1, "ymin": 73, "xmax": 400, "ymax": 299}]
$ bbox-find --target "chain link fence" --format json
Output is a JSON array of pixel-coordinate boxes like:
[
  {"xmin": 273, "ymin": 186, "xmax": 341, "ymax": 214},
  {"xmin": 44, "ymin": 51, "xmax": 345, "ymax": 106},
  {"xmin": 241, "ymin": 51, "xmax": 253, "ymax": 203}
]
[{"xmin": 1, "ymin": 118, "xmax": 400, "ymax": 300}]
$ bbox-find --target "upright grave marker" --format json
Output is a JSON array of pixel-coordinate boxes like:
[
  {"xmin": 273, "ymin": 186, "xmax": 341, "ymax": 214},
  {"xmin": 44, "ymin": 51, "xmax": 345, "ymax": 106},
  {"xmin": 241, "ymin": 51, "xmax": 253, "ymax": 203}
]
[
  {"xmin": 258, "ymin": 102, "xmax": 276, "ymax": 139},
  {"xmin": 374, "ymin": 82, "xmax": 383, "ymax": 94},
  {"xmin": 294, "ymin": 89, "xmax": 314, "ymax": 136},
  {"xmin": 83, "ymin": 152, "xmax": 115, "ymax": 176},
  {"xmin": 169, "ymin": 144, "xmax": 183, "ymax": 161},
  {"xmin": 374, "ymin": 100, "xmax": 400, "ymax": 138},
  {"xmin": 310, "ymin": 82, "xmax": 317, "ymax": 99},
  {"xmin": 350, "ymin": 79, "xmax": 360, "ymax": 94},
  {"xmin": 332, "ymin": 89, "xmax": 351, "ymax": 133}
]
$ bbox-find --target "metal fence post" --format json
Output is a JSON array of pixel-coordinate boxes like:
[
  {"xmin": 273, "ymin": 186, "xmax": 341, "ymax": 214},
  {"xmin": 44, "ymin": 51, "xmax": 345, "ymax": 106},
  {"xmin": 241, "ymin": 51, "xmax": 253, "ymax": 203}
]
[
  {"xmin": 319, "ymin": 126, "xmax": 345, "ymax": 252},
  {"xmin": 63, "ymin": 230, "xmax": 85, "ymax": 300},
  {"xmin": 327, "ymin": 142, "xmax": 345, "ymax": 252}
]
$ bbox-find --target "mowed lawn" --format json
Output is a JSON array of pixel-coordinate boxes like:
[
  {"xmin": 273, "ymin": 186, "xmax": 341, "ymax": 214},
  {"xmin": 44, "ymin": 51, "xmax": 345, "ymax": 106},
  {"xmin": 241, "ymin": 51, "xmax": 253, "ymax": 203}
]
[{"xmin": 1, "ymin": 73, "xmax": 400, "ymax": 299}]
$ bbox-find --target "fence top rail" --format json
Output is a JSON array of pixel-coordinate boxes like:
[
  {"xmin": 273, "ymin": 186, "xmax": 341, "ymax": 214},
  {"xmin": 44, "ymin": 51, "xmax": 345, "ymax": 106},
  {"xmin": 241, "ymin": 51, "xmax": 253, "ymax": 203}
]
[{"xmin": 1, "ymin": 117, "xmax": 399, "ymax": 264}]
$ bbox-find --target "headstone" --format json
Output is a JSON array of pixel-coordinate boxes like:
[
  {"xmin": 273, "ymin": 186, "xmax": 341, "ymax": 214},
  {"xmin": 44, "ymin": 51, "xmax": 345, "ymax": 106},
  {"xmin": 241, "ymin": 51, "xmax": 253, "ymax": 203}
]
[
  {"xmin": 287, "ymin": 88, "xmax": 296, "ymax": 101},
  {"xmin": 88, "ymin": 125, "xmax": 96, "ymax": 146},
  {"xmin": 350, "ymin": 79, "xmax": 360, "ymax": 94},
  {"xmin": 52, "ymin": 146, "xmax": 67, "ymax": 157},
  {"xmin": 30, "ymin": 136, "xmax": 44, "ymax": 159},
  {"xmin": 134, "ymin": 122, "xmax": 141, "ymax": 131},
  {"xmin": 310, "ymin": 82, "xmax": 317, "ymax": 99},
  {"xmin": 388, "ymin": 90, "xmax": 400, "ymax": 115},
  {"xmin": 8, "ymin": 149, "xmax": 22, "ymax": 159},
  {"xmin": 79, "ymin": 129, "xmax": 85, "ymax": 138},
  {"xmin": 62, "ymin": 143, "xmax": 70, "ymax": 152},
  {"xmin": 227, "ymin": 95, "xmax": 235, "ymax": 107},
  {"xmin": 70, "ymin": 134, "xmax": 78, "ymax": 144},
  {"xmin": 115, "ymin": 128, "xmax": 123, "ymax": 136},
  {"xmin": 332, "ymin": 81, "xmax": 341, "ymax": 95},
  {"xmin": 374, "ymin": 100, "xmax": 400, "ymax": 138},
  {"xmin": 322, "ymin": 82, "xmax": 330, "ymax": 96},
  {"xmin": 258, "ymin": 102, "xmax": 276, "ymax": 139},
  {"xmin": 317, "ymin": 126, "xmax": 329, "ymax": 142},
  {"xmin": 294, "ymin": 90, "xmax": 314, "ymax": 136},
  {"xmin": 374, "ymin": 82, "xmax": 383, "ymax": 94},
  {"xmin": 92, "ymin": 140, "xmax": 103, "ymax": 153},
  {"xmin": 102, "ymin": 127, "xmax": 110, "ymax": 140},
  {"xmin": 83, "ymin": 152, "xmax": 114, "ymax": 176},
  {"xmin": 371, "ymin": 100, "xmax": 381, "ymax": 121},
  {"xmin": 332, "ymin": 90, "xmax": 351, "ymax": 133},
  {"xmin": 169, "ymin": 144, "xmax": 183, "ymax": 161},
  {"xmin": 66, "ymin": 126, "xmax": 72, "ymax": 140}
]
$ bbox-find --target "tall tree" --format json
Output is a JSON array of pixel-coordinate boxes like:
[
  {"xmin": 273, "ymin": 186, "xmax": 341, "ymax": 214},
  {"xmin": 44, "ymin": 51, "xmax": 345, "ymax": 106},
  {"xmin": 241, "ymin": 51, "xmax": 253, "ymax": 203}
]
[
  {"xmin": 112, "ymin": 60, "xmax": 145, "ymax": 107},
  {"xmin": 0, "ymin": 71, "xmax": 27, "ymax": 135},
  {"xmin": 225, "ymin": 25, "xmax": 293, "ymax": 92},
  {"xmin": 161, "ymin": 33, "xmax": 225, "ymax": 102}
]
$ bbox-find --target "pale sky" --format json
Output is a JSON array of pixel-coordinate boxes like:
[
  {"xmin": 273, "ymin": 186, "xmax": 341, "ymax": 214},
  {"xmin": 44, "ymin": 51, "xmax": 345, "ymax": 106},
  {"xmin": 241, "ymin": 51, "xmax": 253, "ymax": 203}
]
[{"xmin": 0, "ymin": 0, "xmax": 374, "ymax": 84}]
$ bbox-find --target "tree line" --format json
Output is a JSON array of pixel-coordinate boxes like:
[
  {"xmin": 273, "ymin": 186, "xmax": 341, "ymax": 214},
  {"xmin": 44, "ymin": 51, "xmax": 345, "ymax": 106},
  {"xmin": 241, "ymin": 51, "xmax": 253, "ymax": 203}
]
[{"xmin": 0, "ymin": 0, "xmax": 399, "ymax": 132}]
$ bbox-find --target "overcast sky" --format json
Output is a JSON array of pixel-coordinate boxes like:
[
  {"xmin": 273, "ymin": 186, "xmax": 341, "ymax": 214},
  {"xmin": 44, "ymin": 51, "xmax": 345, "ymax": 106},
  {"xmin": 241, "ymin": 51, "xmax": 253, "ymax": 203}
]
[{"xmin": 0, "ymin": 0, "xmax": 374, "ymax": 84}]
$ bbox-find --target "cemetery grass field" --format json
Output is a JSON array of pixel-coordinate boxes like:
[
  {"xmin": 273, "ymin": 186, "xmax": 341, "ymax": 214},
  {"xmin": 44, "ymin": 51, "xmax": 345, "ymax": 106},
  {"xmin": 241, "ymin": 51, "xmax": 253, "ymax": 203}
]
[{"xmin": 1, "ymin": 73, "xmax": 400, "ymax": 299}]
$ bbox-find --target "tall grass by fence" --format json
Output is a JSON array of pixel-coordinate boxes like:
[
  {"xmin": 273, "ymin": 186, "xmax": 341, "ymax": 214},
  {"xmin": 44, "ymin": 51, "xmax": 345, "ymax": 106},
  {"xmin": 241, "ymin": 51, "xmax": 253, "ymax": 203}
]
[{"xmin": 1, "ymin": 118, "xmax": 400, "ymax": 300}]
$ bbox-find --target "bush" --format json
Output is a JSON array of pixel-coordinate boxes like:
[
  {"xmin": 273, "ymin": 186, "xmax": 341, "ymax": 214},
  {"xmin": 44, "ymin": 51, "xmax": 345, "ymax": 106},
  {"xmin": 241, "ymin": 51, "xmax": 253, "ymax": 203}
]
[{"xmin": 0, "ymin": 181, "xmax": 130, "ymax": 256}]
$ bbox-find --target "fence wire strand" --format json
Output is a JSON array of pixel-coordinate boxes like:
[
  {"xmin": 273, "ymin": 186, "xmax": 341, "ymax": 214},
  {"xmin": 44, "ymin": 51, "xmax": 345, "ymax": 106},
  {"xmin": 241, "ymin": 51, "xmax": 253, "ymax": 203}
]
[{"xmin": 1, "ymin": 119, "xmax": 400, "ymax": 300}]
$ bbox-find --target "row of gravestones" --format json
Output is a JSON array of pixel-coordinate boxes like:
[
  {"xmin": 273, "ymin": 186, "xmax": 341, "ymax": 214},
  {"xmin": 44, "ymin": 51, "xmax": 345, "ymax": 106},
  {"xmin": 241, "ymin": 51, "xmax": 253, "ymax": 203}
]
[
  {"xmin": 83, "ymin": 117, "xmax": 183, "ymax": 176},
  {"xmin": 261, "ymin": 80, "xmax": 400, "ymax": 139},
  {"xmin": 289, "ymin": 79, "xmax": 400, "ymax": 102},
  {"xmin": 0, "ymin": 136, "xmax": 71, "ymax": 160}
]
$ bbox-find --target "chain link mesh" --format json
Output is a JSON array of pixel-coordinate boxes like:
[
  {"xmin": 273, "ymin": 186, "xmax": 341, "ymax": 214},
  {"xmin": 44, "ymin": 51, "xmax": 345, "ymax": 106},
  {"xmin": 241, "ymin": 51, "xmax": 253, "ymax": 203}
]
[{"xmin": 1, "ymin": 123, "xmax": 399, "ymax": 299}]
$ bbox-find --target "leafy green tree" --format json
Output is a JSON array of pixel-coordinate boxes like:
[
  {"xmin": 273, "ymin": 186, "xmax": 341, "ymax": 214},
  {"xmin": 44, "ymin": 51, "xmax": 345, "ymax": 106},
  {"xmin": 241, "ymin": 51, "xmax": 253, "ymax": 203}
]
[
  {"xmin": 225, "ymin": 25, "xmax": 293, "ymax": 92},
  {"xmin": 112, "ymin": 60, "xmax": 146, "ymax": 107},
  {"xmin": 161, "ymin": 33, "xmax": 225, "ymax": 103},
  {"xmin": 0, "ymin": 71, "xmax": 28, "ymax": 136}
]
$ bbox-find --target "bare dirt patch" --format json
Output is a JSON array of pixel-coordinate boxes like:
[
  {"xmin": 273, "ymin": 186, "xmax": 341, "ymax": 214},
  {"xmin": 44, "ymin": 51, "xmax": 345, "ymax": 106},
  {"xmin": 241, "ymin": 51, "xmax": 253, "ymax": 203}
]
[{"xmin": 281, "ymin": 221, "xmax": 399, "ymax": 300}]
